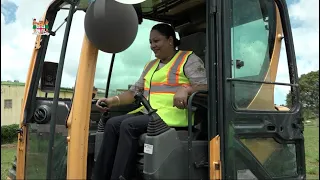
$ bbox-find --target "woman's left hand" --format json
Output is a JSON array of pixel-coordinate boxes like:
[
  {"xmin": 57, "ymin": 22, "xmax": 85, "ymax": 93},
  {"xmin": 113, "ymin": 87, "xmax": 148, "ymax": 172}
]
[{"xmin": 173, "ymin": 87, "xmax": 189, "ymax": 109}]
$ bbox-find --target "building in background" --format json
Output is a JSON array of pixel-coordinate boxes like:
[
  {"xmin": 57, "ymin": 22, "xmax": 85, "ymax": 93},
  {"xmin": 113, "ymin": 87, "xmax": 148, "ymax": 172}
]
[
  {"xmin": 1, "ymin": 81, "xmax": 107, "ymax": 125},
  {"xmin": 1, "ymin": 81, "xmax": 71, "ymax": 125}
]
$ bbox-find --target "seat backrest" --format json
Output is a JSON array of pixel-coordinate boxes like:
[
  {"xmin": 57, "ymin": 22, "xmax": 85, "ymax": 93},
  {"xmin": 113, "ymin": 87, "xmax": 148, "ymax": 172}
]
[
  {"xmin": 178, "ymin": 32, "xmax": 206, "ymax": 63},
  {"xmin": 178, "ymin": 33, "xmax": 208, "ymax": 140}
]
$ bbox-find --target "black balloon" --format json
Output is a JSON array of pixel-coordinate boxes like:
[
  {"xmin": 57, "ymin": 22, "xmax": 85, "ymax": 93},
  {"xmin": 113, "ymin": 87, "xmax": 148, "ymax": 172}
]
[{"xmin": 84, "ymin": 0, "xmax": 139, "ymax": 53}]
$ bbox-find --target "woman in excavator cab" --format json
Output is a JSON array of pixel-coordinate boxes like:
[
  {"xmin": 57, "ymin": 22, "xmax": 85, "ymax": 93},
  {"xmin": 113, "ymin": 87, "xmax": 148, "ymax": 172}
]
[{"xmin": 93, "ymin": 23, "xmax": 207, "ymax": 180}]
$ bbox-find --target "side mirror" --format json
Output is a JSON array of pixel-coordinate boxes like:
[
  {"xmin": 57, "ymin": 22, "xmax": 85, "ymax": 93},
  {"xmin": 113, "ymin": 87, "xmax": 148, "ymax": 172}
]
[{"xmin": 40, "ymin": 61, "xmax": 58, "ymax": 92}]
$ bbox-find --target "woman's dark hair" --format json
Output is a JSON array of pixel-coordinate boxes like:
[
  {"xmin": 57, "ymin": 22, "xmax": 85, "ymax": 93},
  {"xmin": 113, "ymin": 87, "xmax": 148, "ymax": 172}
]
[{"xmin": 151, "ymin": 23, "xmax": 181, "ymax": 47}]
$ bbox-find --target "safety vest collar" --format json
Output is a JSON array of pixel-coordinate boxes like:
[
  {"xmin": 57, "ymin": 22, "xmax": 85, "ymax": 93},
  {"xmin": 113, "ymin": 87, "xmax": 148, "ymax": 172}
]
[{"xmin": 144, "ymin": 50, "xmax": 193, "ymax": 86}]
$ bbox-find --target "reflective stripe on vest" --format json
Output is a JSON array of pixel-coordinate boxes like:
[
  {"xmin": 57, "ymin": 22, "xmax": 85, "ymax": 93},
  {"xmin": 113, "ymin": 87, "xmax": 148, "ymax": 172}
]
[
  {"xmin": 143, "ymin": 50, "xmax": 194, "ymax": 127},
  {"xmin": 167, "ymin": 51, "xmax": 193, "ymax": 85}
]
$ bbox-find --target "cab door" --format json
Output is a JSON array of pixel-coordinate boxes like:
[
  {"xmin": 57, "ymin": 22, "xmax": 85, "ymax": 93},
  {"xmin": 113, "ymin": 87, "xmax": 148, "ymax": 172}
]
[{"xmin": 217, "ymin": 0, "xmax": 306, "ymax": 179}]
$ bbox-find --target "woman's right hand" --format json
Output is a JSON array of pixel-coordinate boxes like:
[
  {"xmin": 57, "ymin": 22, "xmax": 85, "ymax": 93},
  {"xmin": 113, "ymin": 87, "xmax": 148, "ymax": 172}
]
[{"xmin": 96, "ymin": 97, "xmax": 113, "ymax": 112}]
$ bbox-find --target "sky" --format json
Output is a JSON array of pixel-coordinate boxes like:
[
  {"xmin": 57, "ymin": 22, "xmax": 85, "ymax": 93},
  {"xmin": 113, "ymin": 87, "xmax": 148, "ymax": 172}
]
[{"xmin": 1, "ymin": 0, "xmax": 319, "ymax": 105}]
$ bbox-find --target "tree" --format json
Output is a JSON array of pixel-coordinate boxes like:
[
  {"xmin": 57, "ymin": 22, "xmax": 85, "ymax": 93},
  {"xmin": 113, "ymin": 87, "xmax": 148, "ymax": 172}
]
[{"xmin": 285, "ymin": 70, "xmax": 319, "ymax": 121}]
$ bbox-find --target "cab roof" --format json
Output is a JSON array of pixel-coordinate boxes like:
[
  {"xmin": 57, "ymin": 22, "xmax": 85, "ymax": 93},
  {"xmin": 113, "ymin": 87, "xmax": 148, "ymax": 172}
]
[{"xmin": 57, "ymin": 0, "xmax": 206, "ymax": 36}]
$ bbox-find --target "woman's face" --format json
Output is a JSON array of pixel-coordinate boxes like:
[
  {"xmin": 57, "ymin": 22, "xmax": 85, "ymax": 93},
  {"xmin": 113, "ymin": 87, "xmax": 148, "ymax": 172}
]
[{"xmin": 149, "ymin": 30, "xmax": 173, "ymax": 59}]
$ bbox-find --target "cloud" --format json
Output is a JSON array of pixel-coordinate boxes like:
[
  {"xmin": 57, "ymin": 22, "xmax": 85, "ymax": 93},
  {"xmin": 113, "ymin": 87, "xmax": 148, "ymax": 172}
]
[
  {"xmin": 274, "ymin": 0, "xmax": 319, "ymax": 105},
  {"xmin": 1, "ymin": 0, "xmax": 158, "ymax": 93},
  {"xmin": 1, "ymin": 0, "xmax": 18, "ymax": 24},
  {"xmin": 1, "ymin": 0, "xmax": 52, "ymax": 81}
]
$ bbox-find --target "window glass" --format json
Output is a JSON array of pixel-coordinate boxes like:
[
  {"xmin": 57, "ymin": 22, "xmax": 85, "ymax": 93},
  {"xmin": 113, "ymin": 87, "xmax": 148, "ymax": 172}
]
[
  {"xmin": 106, "ymin": 20, "xmax": 159, "ymax": 97},
  {"xmin": 231, "ymin": 0, "xmax": 276, "ymax": 109},
  {"xmin": 238, "ymin": 138, "xmax": 297, "ymax": 178},
  {"xmin": 40, "ymin": 10, "xmax": 86, "ymax": 98},
  {"xmin": 26, "ymin": 10, "xmax": 84, "ymax": 179},
  {"xmin": 231, "ymin": 18, "xmax": 269, "ymax": 78},
  {"xmin": 4, "ymin": 99, "xmax": 12, "ymax": 109}
]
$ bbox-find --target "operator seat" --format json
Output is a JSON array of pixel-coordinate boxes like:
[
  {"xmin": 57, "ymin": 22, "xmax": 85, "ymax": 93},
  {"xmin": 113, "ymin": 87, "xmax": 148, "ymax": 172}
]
[
  {"xmin": 178, "ymin": 31, "xmax": 208, "ymax": 139},
  {"xmin": 178, "ymin": 31, "xmax": 206, "ymax": 64},
  {"xmin": 135, "ymin": 32, "xmax": 208, "ymax": 178}
]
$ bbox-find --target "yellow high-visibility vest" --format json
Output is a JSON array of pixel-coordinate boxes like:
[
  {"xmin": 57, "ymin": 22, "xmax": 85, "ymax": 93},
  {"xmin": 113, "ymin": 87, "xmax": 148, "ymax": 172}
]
[{"xmin": 140, "ymin": 50, "xmax": 194, "ymax": 127}]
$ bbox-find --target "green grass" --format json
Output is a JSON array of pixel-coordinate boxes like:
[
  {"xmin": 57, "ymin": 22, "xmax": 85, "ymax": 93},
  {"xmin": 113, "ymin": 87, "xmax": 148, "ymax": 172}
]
[
  {"xmin": 1, "ymin": 144, "xmax": 16, "ymax": 180},
  {"xmin": 304, "ymin": 125, "xmax": 319, "ymax": 179},
  {"xmin": 1, "ymin": 126, "xmax": 319, "ymax": 179}
]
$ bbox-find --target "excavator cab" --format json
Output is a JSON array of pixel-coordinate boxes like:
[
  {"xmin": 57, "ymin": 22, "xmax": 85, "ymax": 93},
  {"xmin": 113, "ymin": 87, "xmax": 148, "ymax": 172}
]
[{"xmin": 10, "ymin": 0, "xmax": 306, "ymax": 180}]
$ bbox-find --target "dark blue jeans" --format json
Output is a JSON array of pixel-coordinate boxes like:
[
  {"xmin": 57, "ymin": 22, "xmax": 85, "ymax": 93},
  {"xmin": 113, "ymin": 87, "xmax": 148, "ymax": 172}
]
[{"xmin": 93, "ymin": 112, "xmax": 149, "ymax": 180}]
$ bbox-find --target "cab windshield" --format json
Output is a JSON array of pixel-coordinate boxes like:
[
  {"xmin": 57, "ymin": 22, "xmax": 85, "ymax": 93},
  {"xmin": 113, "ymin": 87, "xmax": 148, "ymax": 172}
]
[{"xmin": 93, "ymin": 20, "xmax": 159, "ymax": 98}]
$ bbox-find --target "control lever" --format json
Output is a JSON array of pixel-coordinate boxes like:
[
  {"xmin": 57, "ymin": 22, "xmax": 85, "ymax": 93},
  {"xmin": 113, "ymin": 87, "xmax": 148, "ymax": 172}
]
[
  {"xmin": 98, "ymin": 102, "xmax": 108, "ymax": 108},
  {"xmin": 92, "ymin": 99, "xmax": 107, "ymax": 107},
  {"xmin": 134, "ymin": 92, "xmax": 157, "ymax": 115},
  {"xmin": 134, "ymin": 92, "xmax": 170, "ymax": 136},
  {"xmin": 97, "ymin": 101, "xmax": 110, "ymax": 118}
]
